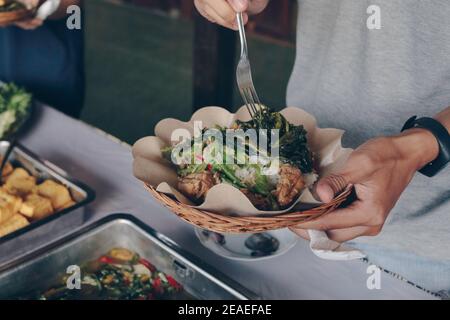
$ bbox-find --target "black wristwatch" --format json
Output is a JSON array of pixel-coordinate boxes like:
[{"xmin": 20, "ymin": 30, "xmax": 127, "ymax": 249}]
[{"xmin": 401, "ymin": 116, "xmax": 450, "ymax": 177}]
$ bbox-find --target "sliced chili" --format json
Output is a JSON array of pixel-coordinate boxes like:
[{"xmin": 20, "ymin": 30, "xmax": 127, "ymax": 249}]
[
  {"xmin": 98, "ymin": 256, "xmax": 115, "ymax": 264},
  {"xmin": 139, "ymin": 258, "xmax": 157, "ymax": 273},
  {"xmin": 166, "ymin": 276, "xmax": 182, "ymax": 291}
]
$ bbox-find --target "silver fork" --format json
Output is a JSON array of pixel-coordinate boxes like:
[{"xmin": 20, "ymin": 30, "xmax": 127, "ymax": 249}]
[{"xmin": 235, "ymin": 12, "xmax": 263, "ymax": 119}]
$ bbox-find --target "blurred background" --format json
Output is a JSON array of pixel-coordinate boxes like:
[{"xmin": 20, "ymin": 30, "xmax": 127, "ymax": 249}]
[{"xmin": 81, "ymin": 0, "xmax": 298, "ymax": 143}]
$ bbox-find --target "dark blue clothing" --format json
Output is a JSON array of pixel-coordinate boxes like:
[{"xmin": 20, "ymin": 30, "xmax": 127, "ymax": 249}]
[{"xmin": 0, "ymin": 19, "xmax": 83, "ymax": 118}]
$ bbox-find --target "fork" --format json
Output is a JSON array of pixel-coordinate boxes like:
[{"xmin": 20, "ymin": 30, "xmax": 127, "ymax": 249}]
[{"xmin": 235, "ymin": 12, "xmax": 263, "ymax": 120}]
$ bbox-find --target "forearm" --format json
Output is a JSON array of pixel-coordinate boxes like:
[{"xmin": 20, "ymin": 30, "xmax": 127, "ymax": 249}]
[{"xmin": 48, "ymin": 0, "xmax": 81, "ymax": 20}]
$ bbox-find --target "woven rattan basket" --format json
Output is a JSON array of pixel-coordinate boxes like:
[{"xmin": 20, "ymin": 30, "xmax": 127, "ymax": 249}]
[
  {"xmin": 0, "ymin": 5, "xmax": 32, "ymax": 27},
  {"xmin": 145, "ymin": 184, "xmax": 353, "ymax": 233}
]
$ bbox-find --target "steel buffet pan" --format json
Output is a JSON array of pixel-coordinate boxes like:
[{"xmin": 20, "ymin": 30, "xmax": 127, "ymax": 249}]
[
  {"xmin": 0, "ymin": 141, "xmax": 95, "ymax": 266},
  {"xmin": 0, "ymin": 214, "xmax": 258, "ymax": 300}
]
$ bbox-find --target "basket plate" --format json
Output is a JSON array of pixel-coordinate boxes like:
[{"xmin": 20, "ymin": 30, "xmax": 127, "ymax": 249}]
[{"xmin": 146, "ymin": 184, "xmax": 353, "ymax": 234}]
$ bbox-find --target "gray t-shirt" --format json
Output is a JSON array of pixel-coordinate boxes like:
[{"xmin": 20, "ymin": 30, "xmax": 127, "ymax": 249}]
[{"xmin": 287, "ymin": 0, "xmax": 450, "ymax": 293}]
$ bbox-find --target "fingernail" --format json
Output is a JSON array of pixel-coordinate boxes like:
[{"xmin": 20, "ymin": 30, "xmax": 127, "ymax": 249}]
[{"xmin": 317, "ymin": 183, "xmax": 334, "ymax": 203}]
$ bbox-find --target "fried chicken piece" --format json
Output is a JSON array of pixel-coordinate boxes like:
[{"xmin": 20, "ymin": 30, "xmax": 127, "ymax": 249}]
[
  {"xmin": 272, "ymin": 164, "xmax": 305, "ymax": 208},
  {"xmin": 177, "ymin": 172, "xmax": 217, "ymax": 202},
  {"xmin": 240, "ymin": 189, "xmax": 272, "ymax": 211}
]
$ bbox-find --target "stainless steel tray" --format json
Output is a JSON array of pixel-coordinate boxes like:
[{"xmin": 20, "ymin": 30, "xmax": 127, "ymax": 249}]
[
  {"xmin": 0, "ymin": 214, "xmax": 258, "ymax": 300},
  {"xmin": 0, "ymin": 142, "xmax": 95, "ymax": 265}
]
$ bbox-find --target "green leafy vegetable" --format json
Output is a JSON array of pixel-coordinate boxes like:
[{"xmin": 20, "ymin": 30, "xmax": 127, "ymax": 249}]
[
  {"xmin": 236, "ymin": 106, "xmax": 314, "ymax": 173},
  {"xmin": 0, "ymin": 82, "xmax": 32, "ymax": 138},
  {"xmin": 279, "ymin": 125, "xmax": 314, "ymax": 173},
  {"xmin": 252, "ymin": 165, "xmax": 271, "ymax": 195},
  {"xmin": 212, "ymin": 163, "xmax": 246, "ymax": 189},
  {"xmin": 0, "ymin": 83, "xmax": 31, "ymax": 115},
  {"xmin": 18, "ymin": 248, "xmax": 190, "ymax": 300}
]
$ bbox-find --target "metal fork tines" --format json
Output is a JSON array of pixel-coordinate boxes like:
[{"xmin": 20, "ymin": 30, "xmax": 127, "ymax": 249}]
[{"xmin": 235, "ymin": 12, "xmax": 262, "ymax": 119}]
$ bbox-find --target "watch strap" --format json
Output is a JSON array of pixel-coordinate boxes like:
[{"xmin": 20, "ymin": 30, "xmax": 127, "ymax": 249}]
[{"xmin": 401, "ymin": 116, "xmax": 450, "ymax": 177}]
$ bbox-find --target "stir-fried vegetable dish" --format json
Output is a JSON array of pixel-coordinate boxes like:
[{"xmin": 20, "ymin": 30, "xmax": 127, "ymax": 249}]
[{"xmin": 21, "ymin": 248, "xmax": 191, "ymax": 300}]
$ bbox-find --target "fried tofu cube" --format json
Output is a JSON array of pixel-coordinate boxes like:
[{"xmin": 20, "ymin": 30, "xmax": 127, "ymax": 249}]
[
  {"xmin": 7, "ymin": 168, "xmax": 30, "ymax": 180},
  {"xmin": 20, "ymin": 194, "xmax": 54, "ymax": 220},
  {"xmin": 0, "ymin": 198, "xmax": 15, "ymax": 224},
  {"xmin": 4, "ymin": 168, "xmax": 36, "ymax": 197},
  {"xmin": 37, "ymin": 180, "xmax": 72, "ymax": 210},
  {"xmin": 0, "ymin": 189, "xmax": 22, "ymax": 213},
  {"xmin": 0, "ymin": 214, "xmax": 29, "ymax": 238}
]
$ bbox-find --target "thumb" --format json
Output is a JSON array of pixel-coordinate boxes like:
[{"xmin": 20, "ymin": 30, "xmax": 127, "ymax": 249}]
[
  {"xmin": 228, "ymin": 0, "xmax": 249, "ymax": 12},
  {"xmin": 315, "ymin": 173, "xmax": 350, "ymax": 203}
]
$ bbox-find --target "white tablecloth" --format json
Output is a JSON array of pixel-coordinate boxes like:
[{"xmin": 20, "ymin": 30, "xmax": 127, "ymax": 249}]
[{"xmin": 18, "ymin": 105, "xmax": 435, "ymax": 300}]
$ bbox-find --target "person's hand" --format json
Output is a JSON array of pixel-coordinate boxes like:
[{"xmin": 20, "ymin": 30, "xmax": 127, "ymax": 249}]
[
  {"xmin": 194, "ymin": 0, "xmax": 269, "ymax": 30},
  {"xmin": 14, "ymin": 0, "xmax": 43, "ymax": 30},
  {"xmin": 290, "ymin": 128, "xmax": 440, "ymax": 243}
]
